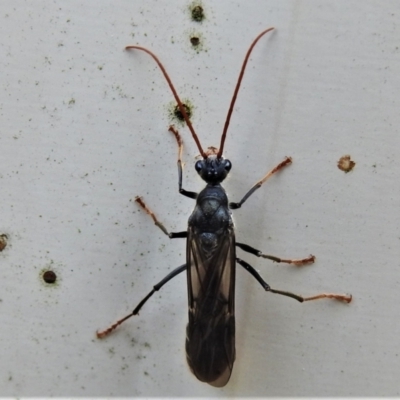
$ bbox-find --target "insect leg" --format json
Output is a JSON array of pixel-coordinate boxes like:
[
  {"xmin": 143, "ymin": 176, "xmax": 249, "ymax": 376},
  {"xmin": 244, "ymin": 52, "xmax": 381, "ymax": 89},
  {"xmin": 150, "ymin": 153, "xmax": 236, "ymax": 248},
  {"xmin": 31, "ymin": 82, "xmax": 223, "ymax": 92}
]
[
  {"xmin": 135, "ymin": 196, "xmax": 187, "ymax": 239},
  {"xmin": 97, "ymin": 263, "xmax": 187, "ymax": 338},
  {"xmin": 236, "ymin": 257, "xmax": 352, "ymax": 303},
  {"xmin": 229, "ymin": 157, "xmax": 292, "ymax": 209},
  {"xmin": 236, "ymin": 242, "xmax": 315, "ymax": 266},
  {"xmin": 168, "ymin": 126, "xmax": 198, "ymax": 200}
]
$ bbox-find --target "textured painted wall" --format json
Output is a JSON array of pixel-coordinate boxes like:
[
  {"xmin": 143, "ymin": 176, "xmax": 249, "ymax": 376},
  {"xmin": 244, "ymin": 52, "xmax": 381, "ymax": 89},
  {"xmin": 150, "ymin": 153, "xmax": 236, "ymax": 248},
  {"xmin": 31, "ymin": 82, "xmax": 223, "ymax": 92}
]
[{"xmin": 1, "ymin": 0, "xmax": 399, "ymax": 396}]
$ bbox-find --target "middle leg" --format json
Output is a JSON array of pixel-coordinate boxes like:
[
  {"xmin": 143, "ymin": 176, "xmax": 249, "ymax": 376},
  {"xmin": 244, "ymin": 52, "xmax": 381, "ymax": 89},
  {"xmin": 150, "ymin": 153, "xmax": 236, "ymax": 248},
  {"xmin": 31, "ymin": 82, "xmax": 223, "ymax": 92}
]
[{"xmin": 236, "ymin": 242, "xmax": 315, "ymax": 266}]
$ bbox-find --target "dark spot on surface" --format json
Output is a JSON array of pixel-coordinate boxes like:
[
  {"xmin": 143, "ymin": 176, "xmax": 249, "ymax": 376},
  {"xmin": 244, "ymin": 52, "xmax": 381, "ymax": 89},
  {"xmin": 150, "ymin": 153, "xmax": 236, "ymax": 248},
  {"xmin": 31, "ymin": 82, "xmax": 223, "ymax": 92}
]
[
  {"xmin": 43, "ymin": 270, "xmax": 57, "ymax": 284},
  {"xmin": 190, "ymin": 36, "xmax": 200, "ymax": 46}
]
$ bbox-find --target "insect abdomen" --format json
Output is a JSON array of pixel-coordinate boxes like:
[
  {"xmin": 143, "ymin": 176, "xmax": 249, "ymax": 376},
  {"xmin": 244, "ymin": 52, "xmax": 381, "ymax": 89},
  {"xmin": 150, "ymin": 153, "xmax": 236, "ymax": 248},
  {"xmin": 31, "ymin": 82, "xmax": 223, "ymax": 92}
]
[{"xmin": 186, "ymin": 312, "xmax": 235, "ymax": 387}]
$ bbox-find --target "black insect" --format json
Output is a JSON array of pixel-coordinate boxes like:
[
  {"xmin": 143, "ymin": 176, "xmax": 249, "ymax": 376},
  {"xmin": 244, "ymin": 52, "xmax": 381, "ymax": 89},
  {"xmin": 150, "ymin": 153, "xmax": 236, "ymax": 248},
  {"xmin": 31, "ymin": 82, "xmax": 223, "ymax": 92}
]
[{"xmin": 97, "ymin": 27, "xmax": 352, "ymax": 387}]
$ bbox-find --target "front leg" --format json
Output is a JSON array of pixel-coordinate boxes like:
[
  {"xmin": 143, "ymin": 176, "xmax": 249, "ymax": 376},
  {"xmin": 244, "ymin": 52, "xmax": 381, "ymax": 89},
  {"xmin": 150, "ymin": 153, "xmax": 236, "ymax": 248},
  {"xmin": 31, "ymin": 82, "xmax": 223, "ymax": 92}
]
[
  {"xmin": 169, "ymin": 126, "xmax": 197, "ymax": 200},
  {"xmin": 236, "ymin": 242, "xmax": 315, "ymax": 266},
  {"xmin": 230, "ymin": 157, "xmax": 292, "ymax": 209},
  {"xmin": 135, "ymin": 196, "xmax": 187, "ymax": 238}
]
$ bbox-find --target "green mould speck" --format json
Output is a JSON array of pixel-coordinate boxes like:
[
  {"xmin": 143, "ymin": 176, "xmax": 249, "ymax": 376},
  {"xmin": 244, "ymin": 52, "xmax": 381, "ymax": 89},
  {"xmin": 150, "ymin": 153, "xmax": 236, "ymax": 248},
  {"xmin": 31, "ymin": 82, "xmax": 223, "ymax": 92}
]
[
  {"xmin": 189, "ymin": 2, "xmax": 205, "ymax": 22},
  {"xmin": 174, "ymin": 103, "xmax": 192, "ymax": 121},
  {"xmin": 168, "ymin": 99, "xmax": 194, "ymax": 125}
]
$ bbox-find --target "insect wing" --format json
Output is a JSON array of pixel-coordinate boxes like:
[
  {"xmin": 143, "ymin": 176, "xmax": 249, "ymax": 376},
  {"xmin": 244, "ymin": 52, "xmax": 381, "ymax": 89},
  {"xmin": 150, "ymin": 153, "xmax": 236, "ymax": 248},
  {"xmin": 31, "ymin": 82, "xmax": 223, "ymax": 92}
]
[{"xmin": 185, "ymin": 226, "xmax": 236, "ymax": 387}]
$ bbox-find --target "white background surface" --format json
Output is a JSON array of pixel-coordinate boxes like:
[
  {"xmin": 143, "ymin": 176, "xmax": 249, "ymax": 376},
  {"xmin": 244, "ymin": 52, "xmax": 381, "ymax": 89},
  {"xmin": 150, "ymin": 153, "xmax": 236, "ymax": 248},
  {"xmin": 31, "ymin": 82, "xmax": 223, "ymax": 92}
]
[{"xmin": 1, "ymin": 0, "xmax": 399, "ymax": 397}]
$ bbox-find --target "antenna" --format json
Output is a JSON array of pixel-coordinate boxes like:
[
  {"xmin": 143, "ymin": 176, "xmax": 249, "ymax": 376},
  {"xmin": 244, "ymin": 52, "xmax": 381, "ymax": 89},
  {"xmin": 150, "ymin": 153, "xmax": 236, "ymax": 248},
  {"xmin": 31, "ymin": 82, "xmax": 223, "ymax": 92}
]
[
  {"xmin": 217, "ymin": 27, "xmax": 275, "ymax": 158},
  {"xmin": 125, "ymin": 45, "xmax": 207, "ymax": 158}
]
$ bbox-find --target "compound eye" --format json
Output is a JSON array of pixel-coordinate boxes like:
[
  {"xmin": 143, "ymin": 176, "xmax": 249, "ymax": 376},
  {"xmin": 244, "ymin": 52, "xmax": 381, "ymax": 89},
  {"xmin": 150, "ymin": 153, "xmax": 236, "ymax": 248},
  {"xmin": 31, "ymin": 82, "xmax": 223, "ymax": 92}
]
[
  {"xmin": 195, "ymin": 160, "xmax": 203, "ymax": 173},
  {"xmin": 224, "ymin": 160, "xmax": 232, "ymax": 172}
]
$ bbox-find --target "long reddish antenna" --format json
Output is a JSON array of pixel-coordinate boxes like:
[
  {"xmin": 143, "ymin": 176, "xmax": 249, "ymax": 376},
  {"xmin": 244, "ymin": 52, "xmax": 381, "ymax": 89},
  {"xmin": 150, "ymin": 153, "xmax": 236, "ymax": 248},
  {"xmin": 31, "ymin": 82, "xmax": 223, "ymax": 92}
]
[
  {"xmin": 217, "ymin": 27, "xmax": 275, "ymax": 158},
  {"xmin": 126, "ymin": 45, "xmax": 207, "ymax": 158}
]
